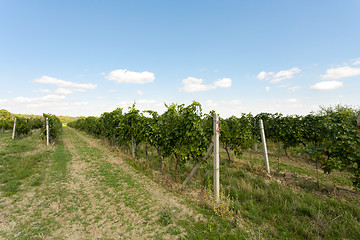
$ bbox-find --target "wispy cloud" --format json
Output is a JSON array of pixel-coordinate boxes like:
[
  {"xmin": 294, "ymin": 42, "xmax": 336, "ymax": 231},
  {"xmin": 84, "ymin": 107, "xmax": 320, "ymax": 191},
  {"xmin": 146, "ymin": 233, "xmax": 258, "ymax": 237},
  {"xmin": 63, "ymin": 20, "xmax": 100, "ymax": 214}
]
[
  {"xmin": 106, "ymin": 69, "xmax": 155, "ymax": 84},
  {"xmin": 286, "ymin": 98, "xmax": 298, "ymax": 103},
  {"xmin": 55, "ymin": 88, "xmax": 73, "ymax": 95},
  {"xmin": 34, "ymin": 76, "xmax": 97, "ymax": 94},
  {"xmin": 228, "ymin": 100, "xmax": 242, "ymax": 105},
  {"xmin": 213, "ymin": 78, "xmax": 232, "ymax": 88},
  {"xmin": 257, "ymin": 67, "xmax": 301, "ymax": 83},
  {"xmin": 180, "ymin": 77, "xmax": 232, "ymax": 92},
  {"xmin": 13, "ymin": 95, "xmax": 66, "ymax": 103},
  {"xmin": 39, "ymin": 89, "xmax": 51, "ymax": 93},
  {"xmin": 288, "ymin": 86, "xmax": 301, "ymax": 92},
  {"xmin": 321, "ymin": 66, "xmax": 360, "ymax": 79},
  {"xmin": 136, "ymin": 90, "xmax": 144, "ymax": 95},
  {"xmin": 351, "ymin": 58, "xmax": 360, "ymax": 66},
  {"xmin": 310, "ymin": 81, "xmax": 343, "ymax": 90}
]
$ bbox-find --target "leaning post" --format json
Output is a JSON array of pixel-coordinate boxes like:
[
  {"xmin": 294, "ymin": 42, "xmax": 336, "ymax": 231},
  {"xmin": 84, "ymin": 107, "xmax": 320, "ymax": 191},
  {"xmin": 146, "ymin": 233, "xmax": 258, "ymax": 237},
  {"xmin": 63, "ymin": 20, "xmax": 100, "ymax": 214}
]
[
  {"xmin": 259, "ymin": 119, "xmax": 270, "ymax": 174},
  {"xmin": 12, "ymin": 118, "xmax": 16, "ymax": 139}
]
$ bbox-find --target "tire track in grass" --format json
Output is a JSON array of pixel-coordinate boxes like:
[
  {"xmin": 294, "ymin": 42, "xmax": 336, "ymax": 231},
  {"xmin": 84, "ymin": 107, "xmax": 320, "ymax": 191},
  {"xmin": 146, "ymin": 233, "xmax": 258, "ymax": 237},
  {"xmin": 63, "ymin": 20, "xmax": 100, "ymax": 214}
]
[
  {"xmin": 68, "ymin": 127, "xmax": 209, "ymax": 239},
  {"xmin": 0, "ymin": 133, "xmax": 68, "ymax": 239},
  {"xmin": 62, "ymin": 127, "xmax": 188, "ymax": 239},
  {"xmin": 1, "ymin": 126, "xmax": 216, "ymax": 239}
]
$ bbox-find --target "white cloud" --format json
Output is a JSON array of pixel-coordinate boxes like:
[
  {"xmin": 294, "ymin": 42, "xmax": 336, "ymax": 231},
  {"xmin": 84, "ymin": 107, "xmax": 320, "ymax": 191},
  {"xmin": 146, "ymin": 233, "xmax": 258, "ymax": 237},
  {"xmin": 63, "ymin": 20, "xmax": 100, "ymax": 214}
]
[
  {"xmin": 265, "ymin": 86, "xmax": 270, "ymax": 92},
  {"xmin": 13, "ymin": 95, "xmax": 66, "ymax": 103},
  {"xmin": 257, "ymin": 67, "xmax": 301, "ymax": 83},
  {"xmin": 138, "ymin": 99, "xmax": 157, "ymax": 104},
  {"xmin": 286, "ymin": 99, "xmax": 298, "ymax": 103},
  {"xmin": 288, "ymin": 86, "xmax": 301, "ymax": 92},
  {"xmin": 27, "ymin": 102, "xmax": 68, "ymax": 109},
  {"xmin": 181, "ymin": 77, "xmax": 215, "ymax": 92},
  {"xmin": 39, "ymin": 89, "xmax": 51, "ymax": 93},
  {"xmin": 257, "ymin": 71, "xmax": 273, "ymax": 80},
  {"xmin": 34, "ymin": 76, "xmax": 97, "ymax": 93},
  {"xmin": 321, "ymin": 66, "xmax": 360, "ymax": 79},
  {"xmin": 137, "ymin": 90, "xmax": 144, "ymax": 95},
  {"xmin": 55, "ymin": 88, "xmax": 73, "ymax": 95},
  {"xmin": 228, "ymin": 100, "xmax": 242, "ymax": 105},
  {"xmin": 206, "ymin": 100, "xmax": 218, "ymax": 108},
  {"xmin": 213, "ymin": 78, "xmax": 232, "ymax": 88},
  {"xmin": 310, "ymin": 81, "xmax": 343, "ymax": 90},
  {"xmin": 1, "ymin": 95, "xmax": 67, "ymax": 111},
  {"xmin": 180, "ymin": 77, "xmax": 232, "ymax": 92},
  {"xmin": 106, "ymin": 69, "xmax": 155, "ymax": 84},
  {"xmin": 0, "ymin": 99, "xmax": 8, "ymax": 104},
  {"xmin": 351, "ymin": 58, "xmax": 360, "ymax": 66},
  {"xmin": 108, "ymin": 89, "xmax": 117, "ymax": 93}
]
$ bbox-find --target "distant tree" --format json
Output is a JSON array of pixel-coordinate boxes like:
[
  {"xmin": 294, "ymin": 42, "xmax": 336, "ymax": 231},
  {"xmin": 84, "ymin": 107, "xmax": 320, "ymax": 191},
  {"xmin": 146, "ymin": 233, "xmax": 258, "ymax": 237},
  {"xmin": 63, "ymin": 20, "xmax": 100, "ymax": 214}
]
[{"xmin": 0, "ymin": 109, "xmax": 12, "ymax": 119}]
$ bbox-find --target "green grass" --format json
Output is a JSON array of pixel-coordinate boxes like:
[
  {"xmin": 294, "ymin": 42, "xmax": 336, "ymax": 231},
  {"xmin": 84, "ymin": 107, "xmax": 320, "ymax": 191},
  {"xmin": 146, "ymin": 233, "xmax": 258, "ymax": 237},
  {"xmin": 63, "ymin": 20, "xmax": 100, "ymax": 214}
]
[
  {"xmin": 0, "ymin": 130, "xmax": 75, "ymax": 239},
  {"xmin": 221, "ymin": 164, "xmax": 360, "ymax": 239},
  {"xmin": 6, "ymin": 135, "xmax": 73, "ymax": 240},
  {"xmin": 0, "ymin": 131, "xmax": 51, "ymax": 196},
  {"xmin": 6, "ymin": 125, "xmax": 355, "ymax": 239},
  {"xmin": 0, "ymin": 131, "xmax": 12, "ymax": 139},
  {"xmin": 50, "ymin": 140, "xmax": 71, "ymax": 182},
  {"xmin": 102, "ymin": 137, "xmax": 360, "ymax": 239}
]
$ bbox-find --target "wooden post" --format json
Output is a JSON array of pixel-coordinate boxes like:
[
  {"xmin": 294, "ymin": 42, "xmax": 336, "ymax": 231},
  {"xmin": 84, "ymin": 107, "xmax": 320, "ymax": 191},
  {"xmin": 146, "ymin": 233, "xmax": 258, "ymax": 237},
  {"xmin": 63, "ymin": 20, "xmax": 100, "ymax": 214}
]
[
  {"xmin": 182, "ymin": 138, "xmax": 214, "ymax": 185},
  {"xmin": 12, "ymin": 118, "xmax": 16, "ymax": 139},
  {"xmin": 357, "ymin": 116, "xmax": 360, "ymax": 127},
  {"xmin": 213, "ymin": 114, "xmax": 220, "ymax": 202},
  {"xmin": 259, "ymin": 119, "xmax": 270, "ymax": 174},
  {"xmin": 46, "ymin": 118, "xmax": 49, "ymax": 146}
]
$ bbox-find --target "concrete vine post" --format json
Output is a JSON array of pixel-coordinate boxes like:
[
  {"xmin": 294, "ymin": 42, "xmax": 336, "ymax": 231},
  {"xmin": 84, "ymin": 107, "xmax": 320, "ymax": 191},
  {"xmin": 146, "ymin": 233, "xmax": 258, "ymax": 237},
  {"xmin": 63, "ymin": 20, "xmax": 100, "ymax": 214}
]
[
  {"xmin": 12, "ymin": 118, "xmax": 16, "ymax": 139},
  {"xmin": 259, "ymin": 119, "xmax": 270, "ymax": 174},
  {"xmin": 213, "ymin": 113, "xmax": 220, "ymax": 202},
  {"xmin": 46, "ymin": 118, "xmax": 49, "ymax": 146}
]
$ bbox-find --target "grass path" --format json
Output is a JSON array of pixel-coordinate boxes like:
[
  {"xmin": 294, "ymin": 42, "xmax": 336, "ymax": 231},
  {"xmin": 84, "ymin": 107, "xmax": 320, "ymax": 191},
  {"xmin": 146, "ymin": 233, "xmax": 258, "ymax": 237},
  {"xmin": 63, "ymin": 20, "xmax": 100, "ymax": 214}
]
[{"xmin": 0, "ymin": 127, "xmax": 212, "ymax": 239}]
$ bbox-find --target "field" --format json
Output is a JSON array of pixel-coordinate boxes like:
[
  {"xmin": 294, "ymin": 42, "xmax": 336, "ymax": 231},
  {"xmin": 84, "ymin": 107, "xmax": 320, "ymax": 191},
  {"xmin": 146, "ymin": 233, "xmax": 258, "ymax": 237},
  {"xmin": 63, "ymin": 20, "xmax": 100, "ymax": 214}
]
[{"xmin": 0, "ymin": 127, "xmax": 359, "ymax": 239}]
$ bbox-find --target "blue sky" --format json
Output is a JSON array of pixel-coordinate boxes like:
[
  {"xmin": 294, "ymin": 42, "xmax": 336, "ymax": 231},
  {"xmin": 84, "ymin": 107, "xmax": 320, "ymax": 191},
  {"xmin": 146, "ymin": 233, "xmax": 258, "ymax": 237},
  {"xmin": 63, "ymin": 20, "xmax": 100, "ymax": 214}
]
[{"xmin": 1, "ymin": 0, "xmax": 360, "ymax": 117}]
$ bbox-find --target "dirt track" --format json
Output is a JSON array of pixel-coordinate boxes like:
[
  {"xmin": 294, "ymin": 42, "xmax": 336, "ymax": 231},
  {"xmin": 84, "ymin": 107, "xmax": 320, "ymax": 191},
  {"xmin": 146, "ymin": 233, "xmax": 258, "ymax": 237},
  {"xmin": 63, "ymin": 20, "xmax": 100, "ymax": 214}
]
[{"xmin": 0, "ymin": 127, "xmax": 206, "ymax": 239}]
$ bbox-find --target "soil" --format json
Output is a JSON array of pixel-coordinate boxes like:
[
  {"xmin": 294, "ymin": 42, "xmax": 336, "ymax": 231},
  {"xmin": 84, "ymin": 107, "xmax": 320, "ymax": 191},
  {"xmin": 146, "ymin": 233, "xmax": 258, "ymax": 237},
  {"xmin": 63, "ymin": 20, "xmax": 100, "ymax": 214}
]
[{"xmin": 0, "ymin": 127, "xmax": 207, "ymax": 239}]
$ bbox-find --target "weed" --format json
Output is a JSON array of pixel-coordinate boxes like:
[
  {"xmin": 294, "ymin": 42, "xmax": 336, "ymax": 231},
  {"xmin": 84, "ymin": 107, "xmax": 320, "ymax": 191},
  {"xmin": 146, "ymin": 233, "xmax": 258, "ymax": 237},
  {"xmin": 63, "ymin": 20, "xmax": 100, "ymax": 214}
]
[{"xmin": 158, "ymin": 207, "xmax": 173, "ymax": 226}]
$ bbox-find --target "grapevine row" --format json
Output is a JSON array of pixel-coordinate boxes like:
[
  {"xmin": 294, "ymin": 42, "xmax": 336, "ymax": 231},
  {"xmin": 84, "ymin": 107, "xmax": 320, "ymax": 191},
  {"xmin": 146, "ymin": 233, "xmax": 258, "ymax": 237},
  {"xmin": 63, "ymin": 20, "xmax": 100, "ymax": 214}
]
[
  {"xmin": 1, "ymin": 110, "xmax": 62, "ymax": 142},
  {"xmin": 68, "ymin": 103, "xmax": 360, "ymax": 188}
]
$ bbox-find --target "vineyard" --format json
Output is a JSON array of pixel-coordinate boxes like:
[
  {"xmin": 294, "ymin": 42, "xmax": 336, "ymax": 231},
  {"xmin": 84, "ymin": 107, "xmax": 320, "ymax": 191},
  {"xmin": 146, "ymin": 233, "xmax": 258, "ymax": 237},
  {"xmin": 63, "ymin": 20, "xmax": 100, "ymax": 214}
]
[
  {"xmin": 68, "ymin": 102, "xmax": 360, "ymax": 190},
  {"xmin": 0, "ymin": 110, "xmax": 62, "ymax": 142},
  {"xmin": 1, "ymin": 105, "xmax": 360, "ymax": 239}
]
